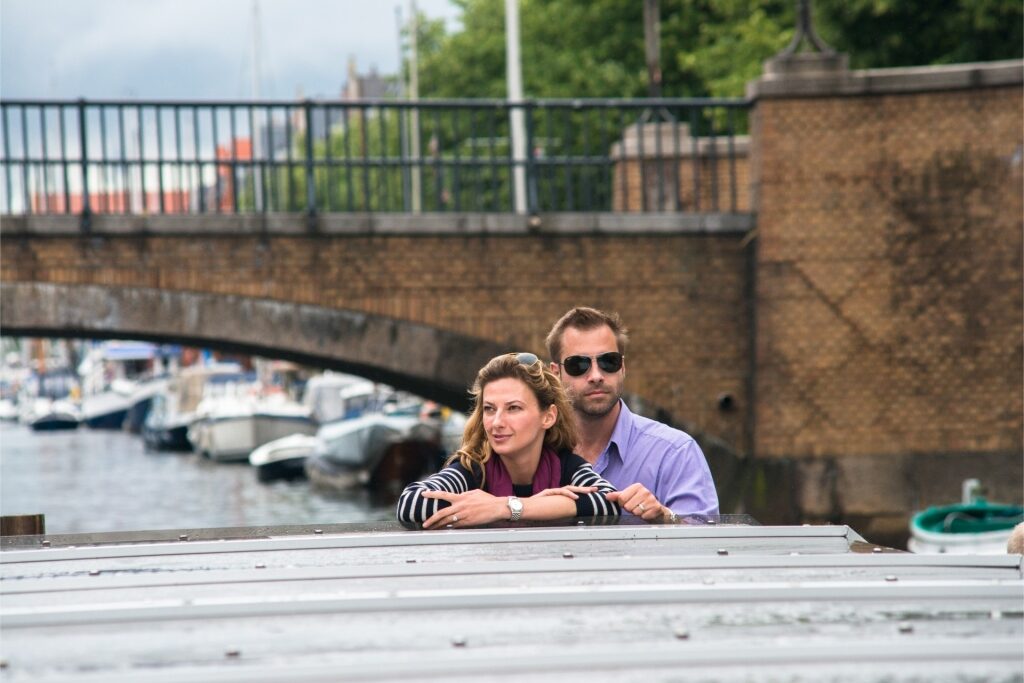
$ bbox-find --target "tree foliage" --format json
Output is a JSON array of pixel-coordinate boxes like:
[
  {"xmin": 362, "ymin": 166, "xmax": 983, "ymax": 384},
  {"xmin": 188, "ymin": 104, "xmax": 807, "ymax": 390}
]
[{"xmin": 414, "ymin": 0, "xmax": 1023, "ymax": 99}]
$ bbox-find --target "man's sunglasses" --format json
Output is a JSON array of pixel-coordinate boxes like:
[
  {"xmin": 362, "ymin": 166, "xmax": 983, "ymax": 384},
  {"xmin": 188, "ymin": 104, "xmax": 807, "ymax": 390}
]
[{"xmin": 559, "ymin": 352, "xmax": 624, "ymax": 377}]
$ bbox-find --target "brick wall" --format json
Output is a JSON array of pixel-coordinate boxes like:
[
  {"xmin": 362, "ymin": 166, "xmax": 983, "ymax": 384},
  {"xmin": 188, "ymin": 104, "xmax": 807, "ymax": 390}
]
[{"xmin": 749, "ymin": 65, "xmax": 1023, "ymax": 540}]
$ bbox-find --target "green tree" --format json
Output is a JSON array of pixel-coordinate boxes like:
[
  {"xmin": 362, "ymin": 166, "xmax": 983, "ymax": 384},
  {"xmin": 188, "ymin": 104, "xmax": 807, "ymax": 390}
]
[
  {"xmin": 817, "ymin": 0, "xmax": 1023, "ymax": 69},
  {"xmin": 416, "ymin": 0, "xmax": 1022, "ymax": 99}
]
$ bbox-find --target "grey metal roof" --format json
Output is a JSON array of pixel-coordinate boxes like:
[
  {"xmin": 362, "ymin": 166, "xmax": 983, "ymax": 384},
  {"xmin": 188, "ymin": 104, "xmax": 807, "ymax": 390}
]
[{"xmin": 1, "ymin": 519, "xmax": 1021, "ymax": 682}]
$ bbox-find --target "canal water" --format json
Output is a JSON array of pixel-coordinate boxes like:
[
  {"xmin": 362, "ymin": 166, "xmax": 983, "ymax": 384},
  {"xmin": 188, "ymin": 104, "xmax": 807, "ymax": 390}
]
[{"xmin": 0, "ymin": 421, "xmax": 395, "ymax": 534}]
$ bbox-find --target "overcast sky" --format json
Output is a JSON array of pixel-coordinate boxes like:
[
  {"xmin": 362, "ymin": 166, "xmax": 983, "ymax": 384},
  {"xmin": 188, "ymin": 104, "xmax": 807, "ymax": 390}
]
[{"xmin": 0, "ymin": 0, "xmax": 461, "ymax": 100}]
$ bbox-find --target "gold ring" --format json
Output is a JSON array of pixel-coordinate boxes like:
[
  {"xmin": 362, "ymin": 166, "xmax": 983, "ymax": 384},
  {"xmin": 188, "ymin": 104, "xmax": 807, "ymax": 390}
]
[{"xmin": 637, "ymin": 503, "xmax": 646, "ymax": 514}]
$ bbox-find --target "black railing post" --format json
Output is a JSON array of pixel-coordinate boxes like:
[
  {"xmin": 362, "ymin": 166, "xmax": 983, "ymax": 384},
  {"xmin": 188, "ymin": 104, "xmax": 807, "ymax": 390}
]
[
  {"xmin": 524, "ymin": 102, "xmax": 539, "ymax": 217},
  {"xmin": 77, "ymin": 98, "xmax": 91, "ymax": 232},
  {"xmin": 303, "ymin": 99, "xmax": 316, "ymax": 230}
]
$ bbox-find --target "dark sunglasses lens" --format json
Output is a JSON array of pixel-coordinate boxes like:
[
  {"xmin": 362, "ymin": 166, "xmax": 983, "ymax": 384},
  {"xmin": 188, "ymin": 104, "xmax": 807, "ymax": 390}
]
[
  {"xmin": 596, "ymin": 352, "xmax": 623, "ymax": 373},
  {"xmin": 562, "ymin": 356, "xmax": 592, "ymax": 376},
  {"xmin": 515, "ymin": 352, "xmax": 539, "ymax": 366}
]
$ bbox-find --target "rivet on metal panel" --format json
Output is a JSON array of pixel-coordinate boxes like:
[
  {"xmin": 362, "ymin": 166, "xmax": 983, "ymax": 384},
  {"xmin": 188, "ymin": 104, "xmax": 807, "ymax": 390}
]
[
  {"xmin": 451, "ymin": 636, "xmax": 467, "ymax": 648},
  {"xmin": 990, "ymin": 610, "xmax": 1003, "ymax": 620},
  {"xmin": 872, "ymin": 547, "xmax": 883, "ymax": 553},
  {"xmin": 313, "ymin": 529, "xmax": 323, "ymax": 535},
  {"xmin": 577, "ymin": 520, "xmax": 586, "ymax": 526},
  {"xmin": 254, "ymin": 563, "xmax": 266, "ymax": 569},
  {"xmin": 41, "ymin": 540, "xmax": 50, "ymax": 547},
  {"xmin": 716, "ymin": 549, "xmax": 728, "ymax": 556},
  {"xmin": 673, "ymin": 628, "xmax": 690, "ymax": 640},
  {"xmin": 406, "ymin": 559, "xmax": 417, "ymax": 563},
  {"xmin": 225, "ymin": 649, "xmax": 241, "ymax": 658},
  {"xmin": 706, "ymin": 519, "xmax": 717, "ymax": 525},
  {"xmin": 789, "ymin": 551, "xmax": 800, "ymax": 556},
  {"xmin": 885, "ymin": 575, "xmax": 898, "ymax": 582},
  {"xmin": 898, "ymin": 622, "xmax": 913, "ymax": 634},
  {"xmin": 446, "ymin": 524, "xmax": 454, "ymax": 529},
  {"xmin": 88, "ymin": 570, "xmax": 100, "ymax": 576},
  {"xmin": 563, "ymin": 552, "xmax": 574, "ymax": 559},
  {"xmin": 178, "ymin": 534, "xmax": 189, "ymax": 541}
]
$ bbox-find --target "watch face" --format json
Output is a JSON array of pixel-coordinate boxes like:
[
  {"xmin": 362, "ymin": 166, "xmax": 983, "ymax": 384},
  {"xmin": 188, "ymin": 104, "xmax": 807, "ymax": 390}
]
[{"xmin": 510, "ymin": 497, "xmax": 523, "ymax": 512}]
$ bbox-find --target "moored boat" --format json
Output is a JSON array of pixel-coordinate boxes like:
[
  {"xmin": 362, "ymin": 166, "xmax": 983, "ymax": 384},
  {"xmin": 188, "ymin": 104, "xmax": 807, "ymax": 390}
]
[
  {"xmin": 143, "ymin": 363, "xmax": 246, "ymax": 452},
  {"xmin": 249, "ymin": 433, "xmax": 322, "ymax": 482},
  {"xmin": 27, "ymin": 398, "xmax": 80, "ymax": 431},
  {"xmin": 304, "ymin": 413, "xmax": 422, "ymax": 491},
  {"xmin": 191, "ymin": 392, "xmax": 317, "ymax": 463},
  {"xmin": 80, "ymin": 379, "xmax": 135, "ymax": 430},
  {"xmin": 909, "ymin": 479, "xmax": 1024, "ymax": 554}
]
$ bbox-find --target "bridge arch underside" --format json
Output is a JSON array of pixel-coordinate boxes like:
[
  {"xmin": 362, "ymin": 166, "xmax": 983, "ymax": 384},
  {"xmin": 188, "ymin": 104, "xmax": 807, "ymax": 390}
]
[{"xmin": 0, "ymin": 282, "xmax": 507, "ymax": 411}]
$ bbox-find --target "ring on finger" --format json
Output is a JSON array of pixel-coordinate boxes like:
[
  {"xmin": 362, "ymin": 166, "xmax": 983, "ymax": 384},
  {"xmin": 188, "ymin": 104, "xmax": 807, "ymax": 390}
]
[
  {"xmin": 451, "ymin": 514, "xmax": 459, "ymax": 523},
  {"xmin": 636, "ymin": 503, "xmax": 646, "ymax": 514}
]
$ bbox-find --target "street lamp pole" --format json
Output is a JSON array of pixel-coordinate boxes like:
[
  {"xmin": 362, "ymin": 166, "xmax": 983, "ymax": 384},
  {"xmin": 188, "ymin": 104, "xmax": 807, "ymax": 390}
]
[{"xmin": 505, "ymin": 0, "xmax": 527, "ymax": 214}]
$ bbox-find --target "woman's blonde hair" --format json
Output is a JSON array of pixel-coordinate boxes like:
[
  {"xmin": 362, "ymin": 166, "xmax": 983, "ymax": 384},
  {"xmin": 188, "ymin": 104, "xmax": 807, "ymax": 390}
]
[{"xmin": 448, "ymin": 353, "xmax": 579, "ymax": 482}]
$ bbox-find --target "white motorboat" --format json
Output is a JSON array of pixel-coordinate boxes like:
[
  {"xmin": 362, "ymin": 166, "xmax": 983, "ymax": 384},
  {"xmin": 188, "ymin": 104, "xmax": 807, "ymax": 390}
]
[
  {"xmin": 144, "ymin": 363, "xmax": 246, "ymax": 452},
  {"xmin": 0, "ymin": 398, "xmax": 19, "ymax": 422},
  {"xmin": 27, "ymin": 398, "xmax": 80, "ymax": 431},
  {"xmin": 123, "ymin": 376, "xmax": 170, "ymax": 434},
  {"xmin": 304, "ymin": 413, "xmax": 422, "ymax": 490},
  {"xmin": 301, "ymin": 372, "xmax": 367, "ymax": 424},
  {"xmin": 249, "ymin": 433, "xmax": 322, "ymax": 482},
  {"xmin": 80, "ymin": 379, "xmax": 135, "ymax": 430},
  {"xmin": 191, "ymin": 392, "xmax": 317, "ymax": 463}
]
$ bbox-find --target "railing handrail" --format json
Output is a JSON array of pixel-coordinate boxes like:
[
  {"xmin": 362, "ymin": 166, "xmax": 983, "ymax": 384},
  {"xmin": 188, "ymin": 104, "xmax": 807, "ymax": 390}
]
[
  {"xmin": 0, "ymin": 97, "xmax": 752, "ymax": 219},
  {"xmin": 0, "ymin": 97, "xmax": 750, "ymax": 108}
]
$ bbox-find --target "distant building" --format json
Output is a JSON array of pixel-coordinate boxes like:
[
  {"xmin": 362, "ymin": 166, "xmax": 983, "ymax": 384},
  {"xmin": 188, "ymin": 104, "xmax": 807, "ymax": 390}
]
[
  {"xmin": 212, "ymin": 137, "xmax": 253, "ymax": 212},
  {"xmin": 31, "ymin": 188, "xmax": 192, "ymax": 214},
  {"xmin": 342, "ymin": 57, "xmax": 397, "ymax": 101}
]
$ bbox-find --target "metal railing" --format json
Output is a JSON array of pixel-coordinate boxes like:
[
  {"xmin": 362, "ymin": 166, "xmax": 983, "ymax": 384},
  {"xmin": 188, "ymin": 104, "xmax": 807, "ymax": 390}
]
[{"xmin": 0, "ymin": 98, "xmax": 750, "ymax": 220}]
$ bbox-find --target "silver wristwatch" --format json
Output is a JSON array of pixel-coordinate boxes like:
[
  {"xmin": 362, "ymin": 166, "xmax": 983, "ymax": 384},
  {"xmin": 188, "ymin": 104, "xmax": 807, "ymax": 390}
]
[{"xmin": 507, "ymin": 496, "xmax": 524, "ymax": 522}]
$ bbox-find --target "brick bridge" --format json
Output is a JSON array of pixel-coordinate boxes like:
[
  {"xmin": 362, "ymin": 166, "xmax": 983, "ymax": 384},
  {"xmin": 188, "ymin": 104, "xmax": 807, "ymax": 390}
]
[{"xmin": 3, "ymin": 56, "xmax": 1021, "ymax": 544}]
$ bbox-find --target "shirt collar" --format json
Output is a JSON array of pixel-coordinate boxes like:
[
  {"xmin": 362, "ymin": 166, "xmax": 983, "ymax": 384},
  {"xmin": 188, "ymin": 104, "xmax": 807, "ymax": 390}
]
[{"xmin": 603, "ymin": 399, "xmax": 634, "ymax": 462}]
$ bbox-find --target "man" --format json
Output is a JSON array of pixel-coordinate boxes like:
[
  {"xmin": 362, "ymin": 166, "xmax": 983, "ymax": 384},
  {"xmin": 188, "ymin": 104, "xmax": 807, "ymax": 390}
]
[{"xmin": 545, "ymin": 306, "xmax": 719, "ymax": 522}]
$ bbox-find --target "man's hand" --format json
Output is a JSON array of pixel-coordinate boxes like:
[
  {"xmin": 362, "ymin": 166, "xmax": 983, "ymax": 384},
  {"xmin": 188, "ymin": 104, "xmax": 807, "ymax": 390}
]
[
  {"xmin": 607, "ymin": 483, "xmax": 674, "ymax": 522},
  {"xmin": 421, "ymin": 489, "xmax": 506, "ymax": 529}
]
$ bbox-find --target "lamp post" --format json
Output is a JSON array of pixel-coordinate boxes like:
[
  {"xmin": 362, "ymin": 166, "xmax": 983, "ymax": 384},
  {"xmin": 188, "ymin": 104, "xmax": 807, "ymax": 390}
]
[{"xmin": 505, "ymin": 0, "xmax": 527, "ymax": 214}]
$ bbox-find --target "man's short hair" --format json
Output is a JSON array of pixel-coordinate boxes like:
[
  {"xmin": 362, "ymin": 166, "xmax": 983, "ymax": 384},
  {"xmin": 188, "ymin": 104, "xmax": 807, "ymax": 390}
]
[{"xmin": 545, "ymin": 306, "xmax": 629, "ymax": 363}]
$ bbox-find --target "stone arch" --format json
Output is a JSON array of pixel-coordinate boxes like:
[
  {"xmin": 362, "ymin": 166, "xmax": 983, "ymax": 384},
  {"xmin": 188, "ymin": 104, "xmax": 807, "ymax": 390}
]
[{"xmin": 0, "ymin": 282, "xmax": 507, "ymax": 410}]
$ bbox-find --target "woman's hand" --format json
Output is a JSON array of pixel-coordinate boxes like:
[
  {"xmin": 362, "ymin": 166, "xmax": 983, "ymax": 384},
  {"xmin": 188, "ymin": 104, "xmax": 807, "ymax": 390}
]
[
  {"xmin": 533, "ymin": 485, "xmax": 597, "ymax": 500},
  {"xmin": 421, "ymin": 489, "xmax": 506, "ymax": 529}
]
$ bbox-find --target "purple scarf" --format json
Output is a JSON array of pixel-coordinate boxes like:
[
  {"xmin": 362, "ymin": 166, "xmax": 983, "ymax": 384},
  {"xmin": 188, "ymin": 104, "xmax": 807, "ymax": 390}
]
[{"xmin": 484, "ymin": 447, "xmax": 561, "ymax": 496}]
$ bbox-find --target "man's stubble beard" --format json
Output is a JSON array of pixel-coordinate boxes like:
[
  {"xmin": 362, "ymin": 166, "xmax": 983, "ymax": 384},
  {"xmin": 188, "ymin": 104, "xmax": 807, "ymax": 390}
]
[{"xmin": 569, "ymin": 384, "xmax": 622, "ymax": 420}]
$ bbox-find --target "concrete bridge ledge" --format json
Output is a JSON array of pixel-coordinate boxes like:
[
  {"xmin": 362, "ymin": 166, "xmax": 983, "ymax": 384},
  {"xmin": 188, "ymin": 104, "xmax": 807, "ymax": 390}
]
[
  {"xmin": 1, "ymin": 212, "xmax": 756, "ymax": 237},
  {"xmin": 749, "ymin": 58, "xmax": 1023, "ymax": 99}
]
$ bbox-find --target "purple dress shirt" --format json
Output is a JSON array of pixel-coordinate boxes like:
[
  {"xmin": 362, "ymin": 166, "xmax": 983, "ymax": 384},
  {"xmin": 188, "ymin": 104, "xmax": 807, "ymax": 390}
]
[{"xmin": 595, "ymin": 401, "xmax": 719, "ymax": 516}]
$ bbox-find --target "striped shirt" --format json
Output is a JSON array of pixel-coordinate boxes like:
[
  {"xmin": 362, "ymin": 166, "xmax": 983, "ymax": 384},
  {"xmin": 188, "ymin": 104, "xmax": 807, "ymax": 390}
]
[{"xmin": 397, "ymin": 450, "xmax": 621, "ymax": 526}]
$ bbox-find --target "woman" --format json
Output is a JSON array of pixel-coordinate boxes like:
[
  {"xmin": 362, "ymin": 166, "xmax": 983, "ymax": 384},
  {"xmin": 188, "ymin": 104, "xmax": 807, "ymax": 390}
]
[{"xmin": 397, "ymin": 352, "xmax": 620, "ymax": 528}]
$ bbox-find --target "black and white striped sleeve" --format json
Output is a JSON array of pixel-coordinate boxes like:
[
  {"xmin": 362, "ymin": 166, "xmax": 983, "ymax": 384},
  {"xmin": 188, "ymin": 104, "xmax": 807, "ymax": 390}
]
[
  {"xmin": 564, "ymin": 455, "xmax": 621, "ymax": 518},
  {"xmin": 396, "ymin": 461, "xmax": 479, "ymax": 527}
]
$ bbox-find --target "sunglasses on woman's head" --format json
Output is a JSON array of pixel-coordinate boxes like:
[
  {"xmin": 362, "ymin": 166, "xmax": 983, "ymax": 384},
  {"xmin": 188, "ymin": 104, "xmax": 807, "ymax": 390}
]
[
  {"xmin": 559, "ymin": 352, "xmax": 624, "ymax": 377},
  {"xmin": 508, "ymin": 352, "xmax": 540, "ymax": 366}
]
